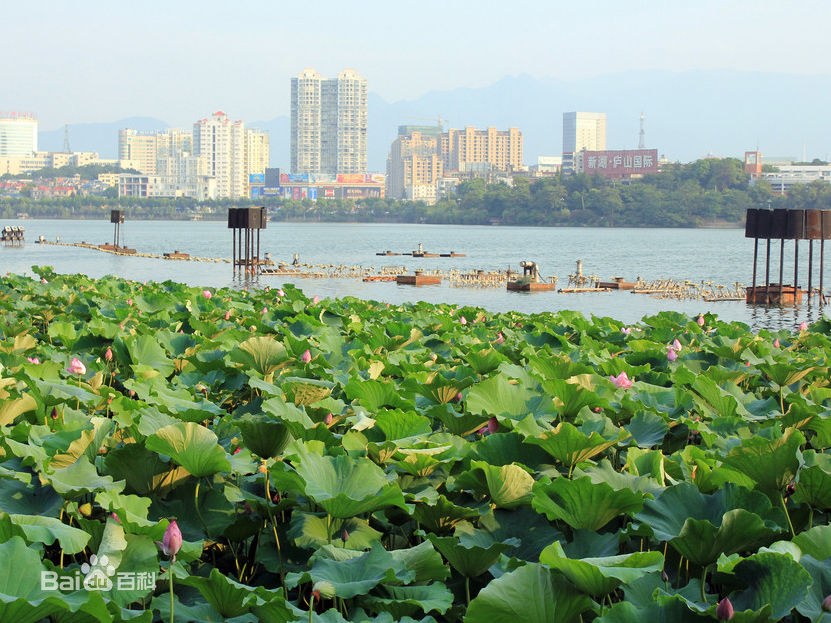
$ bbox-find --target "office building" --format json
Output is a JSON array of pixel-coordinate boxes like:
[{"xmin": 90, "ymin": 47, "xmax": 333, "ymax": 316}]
[
  {"xmin": 291, "ymin": 68, "xmax": 367, "ymax": 175},
  {"xmin": 118, "ymin": 129, "xmax": 158, "ymax": 175},
  {"xmin": 562, "ymin": 112, "xmax": 606, "ymax": 172},
  {"xmin": 0, "ymin": 113, "xmax": 38, "ymax": 157}
]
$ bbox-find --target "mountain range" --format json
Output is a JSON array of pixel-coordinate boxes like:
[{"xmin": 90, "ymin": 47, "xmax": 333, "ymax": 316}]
[{"xmin": 38, "ymin": 70, "xmax": 831, "ymax": 172}]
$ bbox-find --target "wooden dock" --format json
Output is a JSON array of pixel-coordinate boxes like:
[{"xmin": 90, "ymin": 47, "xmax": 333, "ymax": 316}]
[{"xmin": 397, "ymin": 274, "xmax": 442, "ymax": 286}]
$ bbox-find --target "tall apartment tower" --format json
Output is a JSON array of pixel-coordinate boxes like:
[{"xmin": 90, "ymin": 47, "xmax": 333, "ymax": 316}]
[
  {"xmin": 386, "ymin": 126, "xmax": 443, "ymax": 199},
  {"xmin": 0, "ymin": 113, "xmax": 37, "ymax": 157},
  {"xmin": 193, "ymin": 111, "xmax": 246, "ymax": 199},
  {"xmin": 290, "ymin": 68, "xmax": 367, "ymax": 174},
  {"xmin": 244, "ymin": 128, "xmax": 270, "ymax": 178},
  {"xmin": 562, "ymin": 112, "xmax": 606, "ymax": 172}
]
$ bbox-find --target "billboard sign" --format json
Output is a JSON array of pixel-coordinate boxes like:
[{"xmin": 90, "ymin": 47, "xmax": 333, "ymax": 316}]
[
  {"xmin": 578, "ymin": 149, "xmax": 658, "ymax": 177},
  {"xmin": 249, "ymin": 174, "xmax": 265, "ymax": 184}
]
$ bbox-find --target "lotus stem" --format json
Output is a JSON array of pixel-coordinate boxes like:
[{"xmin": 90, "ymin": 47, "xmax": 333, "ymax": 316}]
[
  {"xmin": 780, "ymin": 493, "xmax": 796, "ymax": 538},
  {"xmin": 309, "ymin": 593, "xmax": 315, "ymax": 623},
  {"xmin": 194, "ymin": 480, "xmax": 209, "ymax": 537},
  {"xmin": 465, "ymin": 576, "xmax": 471, "ymax": 606},
  {"xmin": 263, "ymin": 471, "xmax": 287, "ymax": 598},
  {"xmin": 700, "ymin": 567, "xmax": 707, "ymax": 603},
  {"xmin": 809, "ymin": 507, "xmax": 814, "ymax": 530},
  {"xmin": 169, "ymin": 563, "xmax": 175, "ymax": 623}
]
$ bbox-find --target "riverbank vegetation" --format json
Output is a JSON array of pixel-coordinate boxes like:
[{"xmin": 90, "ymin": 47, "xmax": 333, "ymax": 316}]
[
  {"xmin": 3, "ymin": 157, "xmax": 831, "ymax": 227},
  {"xmin": 0, "ymin": 269, "xmax": 830, "ymax": 621}
]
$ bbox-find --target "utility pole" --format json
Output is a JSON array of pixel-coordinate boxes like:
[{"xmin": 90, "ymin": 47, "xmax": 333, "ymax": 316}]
[
  {"xmin": 638, "ymin": 113, "xmax": 645, "ymax": 150},
  {"xmin": 63, "ymin": 124, "xmax": 71, "ymax": 153}
]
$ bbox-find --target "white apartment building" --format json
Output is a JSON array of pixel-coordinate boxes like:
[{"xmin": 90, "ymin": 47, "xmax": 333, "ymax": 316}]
[
  {"xmin": 193, "ymin": 111, "xmax": 246, "ymax": 199},
  {"xmin": 290, "ymin": 68, "xmax": 367, "ymax": 174},
  {"xmin": 0, "ymin": 113, "xmax": 38, "ymax": 158},
  {"xmin": 562, "ymin": 112, "xmax": 606, "ymax": 172}
]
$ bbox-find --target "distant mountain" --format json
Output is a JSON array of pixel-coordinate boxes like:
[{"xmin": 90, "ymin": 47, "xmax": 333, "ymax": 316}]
[
  {"xmin": 38, "ymin": 71, "xmax": 831, "ymax": 171},
  {"xmin": 38, "ymin": 117, "xmax": 169, "ymax": 159}
]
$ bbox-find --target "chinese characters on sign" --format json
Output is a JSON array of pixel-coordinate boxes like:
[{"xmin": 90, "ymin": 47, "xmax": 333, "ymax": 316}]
[{"xmin": 578, "ymin": 149, "xmax": 659, "ymax": 178}]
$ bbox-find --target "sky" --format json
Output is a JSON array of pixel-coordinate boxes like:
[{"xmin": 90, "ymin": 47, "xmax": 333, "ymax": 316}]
[{"xmin": 5, "ymin": 0, "xmax": 831, "ymax": 131}]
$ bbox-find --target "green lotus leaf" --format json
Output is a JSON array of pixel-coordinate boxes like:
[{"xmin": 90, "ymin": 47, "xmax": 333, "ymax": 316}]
[
  {"xmin": 413, "ymin": 372, "xmax": 474, "ymax": 405},
  {"xmin": 124, "ymin": 333, "xmax": 174, "ymax": 377},
  {"xmin": 237, "ymin": 415, "xmax": 293, "ymax": 459},
  {"xmin": 539, "ymin": 540, "xmax": 663, "ymax": 597},
  {"xmin": 454, "ymin": 460, "xmax": 534, "ymax": 509},
  {"xmin": 721, "ymin": 427, "xmax": 804, "ymax": 497},
  {"xmin": 465, "ymin": 374, "xmax": 556, "ymax": 422},
  {"xmin": 94, "ymin": 490, "xmax": 154, "ymax": 529},
  {"xmin": 388, "ymin": 541, "xmax": 450, "ymax": 583},
  {"xmin": 792, "ymin": 465, "xmax": 831, "ymax": 509},
  {"xmin": 103, "ymin": 443, "xmax": 189, "ymax": 496},
  {"xmin": 230, "ymin": 336, "xmax": 289, "ymax": 382},
  {"xmin": 531, "ymin": 476, "xmax": 643, "ymax": 531},
  {"xmin": 541, "ymin": 378, "xmax": 600, "ymax": 418},
  {"xmin": 465, "ymin": 347, "xmax": 506, "ymax": 375},
  {"xmin": 525, "ymin": 422, "xmax": 621, "ymax": 474},
  {"xmin": 285, "ymin": 543, "xmax": 415, "ymax": 599},
  {"xmin": 730, "ymin": 552, "xmax": 812, "ymax": 620},
  {"xmin": 0, "ymin": 394, "xmax": 37, "ymax": 427},
  {"xmin": 635, "ymin": 483, "xmax": 781, "ymax": 567},
  {"xmin": 624, "ymin": 412, "xmax": 669, "ymax": 448},
  {"xmin": 363, "ymin": 583, "xmax": 453, "ymax": 618},
  {"xmin": 373, "ymin": 410, "xmax": 432, "ymax": 441},
  {"xmin": 464, "ymin": 563, "xmax": 592, "ymax": 623},
  {"xmin": 288, "ymin": 512, "xmax": 382, "ymax": 550},
  {"xmin": 472, "ymin": 432, "xmax": 549, "ymax": 468},
  {"xmin": 796, "ymin": 555, "xmax": 831, "ymax": 621},
  {"xmin": 47, "ymin": 457, "xmax": 124, "ymax": 496},
  {"xmin": 145, "ymin": 422, "xmax": 231, "ymax": 477},
  {"xmin": 0, "ymin": 536, "xmax": 67, "ymax": 622},
  {"xmin": 345, "ymin": 378, "xmax": 412, "ymax": 411},
  {"xmin": 759, "ymin": 363, "xmax": 817, "ymax": 389},
  {"xmin": 293, "ymin": 451, "xmax": 408, "ymax": 518},
  {"xmin": 179, "ymin": 567, "xmax": 282, "ymax": 618},
  {"xmin": 426, "ymin": 525, "xmax": 518, "ymax": 577},
  {"xmin": 793, "ymin": 525, "xmax": 831, "ymax": 560},
  {"xmin": 412, "ymin": 495, "xmax": 483, "ymax": 534},
  {"xmin": 478, "ymin": 507, "xmax": 565, "ymax": 563},
  {"xmin": 9, "ymin": 513, "xmax": 90, "ymax": 554}
]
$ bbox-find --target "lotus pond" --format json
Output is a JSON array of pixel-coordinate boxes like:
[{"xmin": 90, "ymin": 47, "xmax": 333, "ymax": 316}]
[{"xmin": 2, "ymin": 267, "xmax": 831, "ymax": 622}]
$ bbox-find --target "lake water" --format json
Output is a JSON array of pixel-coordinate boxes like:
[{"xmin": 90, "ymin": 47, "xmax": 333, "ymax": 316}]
[{"xmin": 2, "ymin": 218, "xmax": 826, "ymax": 331}]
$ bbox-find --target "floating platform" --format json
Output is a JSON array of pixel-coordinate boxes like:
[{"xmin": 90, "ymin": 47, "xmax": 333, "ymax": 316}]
[
  {"xmin": 746, "ymin": 284, "xmax": 805, "ymax": 306},
  {"xmin": 507, "ymin": 280, "xmax": 557, "ymax": 292},
  {"xmin": 98, "ymin": 244, "xmax": 137, "ymax": 255},
  {"xmin": 559, "ymin": 287, "xmax": 613, "ymax": 293},
  {"xmin": 412, "ymin": 252, "xmax": 440, "ymax": 258},
  {"xmin": 598, "ymin": 278, "xmax": 637, "ymax": 290},
  {"xmin": 376, "ymin": 251, "xmax": 402, "ymax": 256},
  {"xmin": 362, "ymin": 275, "xmax": 397, "ymax": 282},
  {"xmin": 163, "ymin": 251, "xmax": 191, "ymax": 260},
  {"xmin": 439, "ymin": 252, "xmax": 466, "ymax": 257},
  {"xmin": 397, "ymin": 274, "xmax": 442, "ymax": 286}
]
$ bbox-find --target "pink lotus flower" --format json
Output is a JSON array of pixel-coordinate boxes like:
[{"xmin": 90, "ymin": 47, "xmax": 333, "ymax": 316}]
[
  {"xmin": 104, "ymin": 347, "xmax": 113, "ymax": 362},
  {"xmin": 277, "ymin": 289, "xmax": 285, "ymax": 297},
  {"xmin": 27, "ymin": 356, "xmax": 39, "ymax": 364},
  {"xmin": 745, "ymin": 361, "xmax": 751, "ymax": 367},
  {"xmin": 610, "ymin": 371, "xmax": 634, "ymax": 390},
  {"xmin": 301, "ymin": 349, "xmax": 312, "ymax": 363},
  {"xmin": 487, "ymin": 417, "xmax": 499, "ymax": 434},
  {"xmin": 224, "ymin": 310, "xmax": 231, "ymax": 320},
  {"xmin": 495, "ymin": 332, "xmax": 504, "ymax": 344},
  {"xmin": 697, "ymin": 315, "xmax": 705, "ymax": 327},
  {"xmin": 620, "ymin": 327, "xmax": 631, "ymax": 336},
  {"xmin": 671, "ymin": 339, "xmax": 682, "ymax": 351},
  {"xmin": 67, "ymin": 358, "xmax": 86, "ymax": 375},
  {"xmin": 312, "ymin": 295, "xmax": 319, "ymax": 304},
  {"xmin": 716, "ymin": 597, "xmax": 734, "ymax": 621},
  {"xmin": 325, "ymin": 413, "xmax": 334, "ymax": 425},
  {"xmin": 119, "ymin": 323, "xmax": 125, "ymax": 330},
  {"xmin": 800, "ymin": 321, "xmax": 808, "ymax": 331},
  {"xmin": 823, "ymin": 594, "xmax": 831, "ymax": 613},
  {"xmin": 155, "ymin": 521, "xmax": 183, "ymax": 561},
  {"xmin": 110, "ymin": 512, "xmax": 121, "ymax": 523},
  {"xmin": 262, "ymin": 307, "xmax": 268, "ymax": 314},
  {"xmin": 41, "ymin": 278, "xmax": 47, "ymax": 284},
  {"xmin": 773, "ymin": 338, "xmax": 780, "ymax": 347},
  {"xmin": 667, "ymin": 348, "xmax": 678, "ymax": 362},
  {"xmin": 460, "ymin": 316, "xmax": 467, "ymax": 325},
  {"xmin": 127, "ymin": 299, "xmax": 133, "ymax": 306},
  {"xmin": 233, "ymin": 446, "xmax": 242, "ymax": 455},
  {"xmin": 202, "ymin": 290, "xmax": 212, "ymax": 299}
]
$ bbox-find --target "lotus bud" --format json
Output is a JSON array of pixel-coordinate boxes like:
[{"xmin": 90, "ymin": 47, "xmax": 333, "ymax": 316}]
[
  {"xmin": 128, "ymin": 389, "xmax": 135, "ymax": 397},
  {"xmin": 460, "ymin": 316, "xmax": 467, "ymax": 325},
  {"xmin": 487, "ymin": 417, "xmax": 499, "ymax": 434},
  {"xmin": 104, "ymin": 347, "xmax": 113, "ymax": 362},
  {"xmin": 233, "ymin": 446, "xmax": 242, "ymax": 455},
  {"xmin": 325, "ymin": 413, "xmax": 334, "ymax": 425},
  {"xmin": 202, "ymin": 290, "xmax": 212, "ymax": 299},
  {"xmin": 822, "ymin": 594, "xmax": 831, "ymax": 613},
  {"xmin": 224, "ymin": 310, "xmax": 231, "ymax": 320},
  {"xmin": 800, "ymin": 321, "xmax": 808, "ymax": 331},
  {"xmin": 262, "ymin": 306, "xmax": 268, "ymax": 314},
  {"xmin": 593, "ymin": 406, "xmax": 602, "ymax": 413},
  {"xmin": 495, "ymin": 332, "xmax": 504, "ymax": 344},
  {"xmin": 716, "ymin": 597, "xmax": 734, "ymax": 621},
  {"xmin": 50, "ymin": 407, "xmax": 59, "ymax": 420},
  {"xmin": 244, "ymin": 503, "xmax": 254, "ymax": 514},
  {"xmin": 342, "ymin": 529, "xmax": 349, "ymax": 542},
  {"xmin": 156, "ymin": 520, "xmax": 183, "ymax": 561},
  {"xmin": 41, "ymin": 278, "xmax": 47, "ymax": 284},
  {"xmin": 272, "ymin": 492, "xmax": 281, "ymax": 504},
  {"xmin": 301, "ymin": 349, "xmax": 312, "ymax": 363},
  {"xmin": 430, "ymin": 352, "xmax": 438, "ymax": 361},
  {"xmin": 661, "ymin": 569, "xmax": 669, "ymax": 583},
  {"xmin": 312, "ymin": 580, "xmax": 336, "ymax": 600},
  {"xmin": 127, "ymin": 298, "xmax": 132, "ymax": 306},
  {"xmin": 454, "ymin": 392, "xmax": 463, "ymax": 403},
  {"xmin": 620, "ymin": 327, "xmax": 631, "ymax": 335},
  {"xmin": 313, "ymin": 295, "xmax": 320, "ymax": 304},
  {"xmin": 277, "ymin": 289, "xmax": 285, "ymax": 297},
  {"xmin": 671, "ymin": 339, "xmax": 682, "ymax": 351},
  {"xmin": 667, "ymin": 348, "xmax": 678, "ymax": 362},
  {"xmin": 67, "ymin": 357, "xmax": 86, "ymax": 375},
  {"xmin": 773, "ymin": 338, "xmax": 780, "ymax": 347},
  {"xmin": 110, "ymin": 512, "xmax": 120, "ymax": 523}
]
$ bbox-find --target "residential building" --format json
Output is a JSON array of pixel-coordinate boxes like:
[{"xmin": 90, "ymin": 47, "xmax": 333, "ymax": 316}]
[
  {"xmin": 291, "ymin": 68, "xmax": 367, "ymax": 174},
  {"xmin": 754, "ymin": 165, "xmax": 831, "ymax": 195},
  {"xmin": 193, "ymin": 111, "xmax": 246, "ymax": 199},
  {"xmin": 441, "ymin": 126, "xmax": 523, "ymax": 174},
  {"xmin": 118, "ymin": 129, "xmax": 158, "ymax": 175},
  {"xmin": 0, "ymin": 151, "xmax": 101, "ymax": 175},
  {"xmin": 0, "ymin": 113, "xmax": 37, "ymax": 157},
  {"xmin": 562, "ymin": 112, "xmax": 606, "ymax": 173},
  {"xmin": 386, "ymin": 126, "xmax": 442, "ymax": 199},
  {"xmin": 245, "ymin": 129, "xmax": 270, "ymax": 178}
]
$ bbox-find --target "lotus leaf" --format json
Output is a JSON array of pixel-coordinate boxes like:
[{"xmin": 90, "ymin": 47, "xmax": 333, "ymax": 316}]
[
  {"xmin": 145, "ymin": 422, "xmax": 232, "ymax": 477},
  {"xmin": 532, "ymin": 476, "xmax": 643, "ymax": 530}
]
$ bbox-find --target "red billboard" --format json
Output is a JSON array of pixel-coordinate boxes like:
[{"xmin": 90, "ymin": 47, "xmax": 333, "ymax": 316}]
[{"xmin": 578, "ymin": 149, "xmax": 659, "ymax": 178}]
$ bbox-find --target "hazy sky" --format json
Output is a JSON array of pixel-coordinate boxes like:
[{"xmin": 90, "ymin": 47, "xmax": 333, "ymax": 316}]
[{"xmin": 6, "ymin": 0, "xmax": 830, "ymax": 130}]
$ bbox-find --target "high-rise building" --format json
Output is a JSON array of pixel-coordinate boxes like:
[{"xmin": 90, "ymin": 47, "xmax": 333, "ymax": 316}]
[
  {"xmin": 244, "ymin": 129, "xmax": 270, "ymax": 178},
  {"xmin": 562, "ymin": 112, "xmax": 606, "ymax": 173},
  {"xmin": 386, "ymin": 126, "xmax": 442, "ymax": 200},
  {"xmin": 118, "ymin": 129, "xmax": 158, "ymax": 174},
  {"xmin": 441, "ymin": 127, "xmax": 523, "ymax": 173},
  {"xmin": 0, "ymin": 113, "xmax": 38, "ymax": 157},
  {"xmin": 193, "ymin": 111, "xmax": 246, "ymax": 199},
  {"xmin": 290, "ymin": 68, "xmax": 367, "ymax": 174}
]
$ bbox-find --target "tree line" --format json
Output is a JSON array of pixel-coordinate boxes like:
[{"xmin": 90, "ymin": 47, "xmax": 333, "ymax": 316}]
[{"xmin": 3, "ymin": 158, "xmax": 831, "ymax": 227}]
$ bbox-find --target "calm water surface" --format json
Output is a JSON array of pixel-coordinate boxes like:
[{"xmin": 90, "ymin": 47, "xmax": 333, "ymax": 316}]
[{"xmin": 2, "ymin": 219, "xmax": 826, "ymax": 331}]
